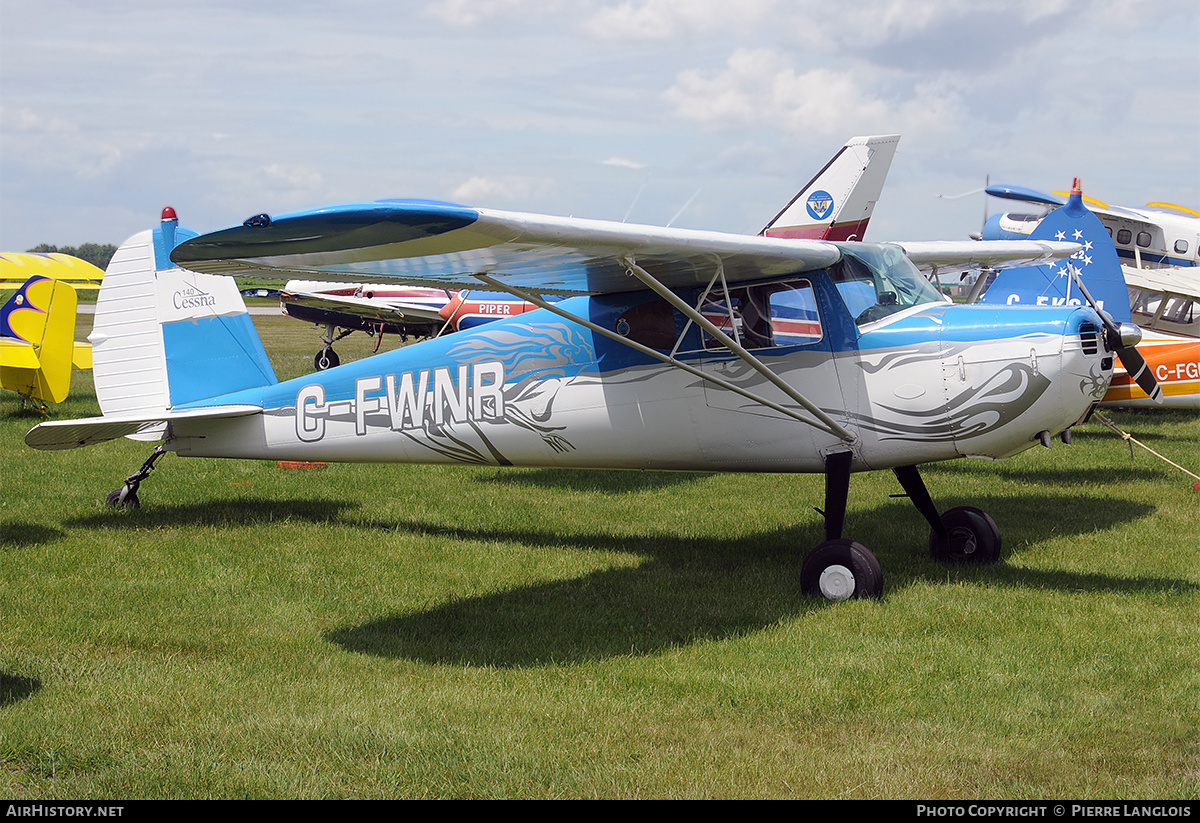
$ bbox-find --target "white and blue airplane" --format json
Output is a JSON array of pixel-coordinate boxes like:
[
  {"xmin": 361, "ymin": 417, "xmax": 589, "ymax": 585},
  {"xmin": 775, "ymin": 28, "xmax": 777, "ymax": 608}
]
[{"xmin": 26, "ymin": 180, "xmax": 1144, "ymax": 602}]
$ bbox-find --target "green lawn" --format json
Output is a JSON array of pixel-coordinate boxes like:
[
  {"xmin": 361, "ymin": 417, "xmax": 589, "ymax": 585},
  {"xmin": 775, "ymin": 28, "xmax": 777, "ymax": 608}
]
[{"xmin": 2, "ymin": 314, "xmax": 1198, "ymax": 799}]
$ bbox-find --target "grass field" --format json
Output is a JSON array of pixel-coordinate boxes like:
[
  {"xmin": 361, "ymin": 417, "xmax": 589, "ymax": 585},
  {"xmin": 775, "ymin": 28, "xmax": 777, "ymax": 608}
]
[{"xmin": 2, "ymin": 313, "xmax": 1198, "ymax": 799}]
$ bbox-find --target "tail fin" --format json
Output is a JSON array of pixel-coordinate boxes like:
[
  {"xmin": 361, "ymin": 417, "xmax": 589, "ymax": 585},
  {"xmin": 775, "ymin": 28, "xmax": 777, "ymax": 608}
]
[
  {"xmin": 762, "ymin": 134, "xmax": 900, "ymax": 240},
  {"xmin": 89, "ymin": 208, "xmax": 277, "ymax": 425},
  {"xmin": 0, "ymin": 275, "xmax": 79, "ymax": 403},
  {"xmin": 978, "ymin": 181, "xmax": 1130, "ymax": 321}
]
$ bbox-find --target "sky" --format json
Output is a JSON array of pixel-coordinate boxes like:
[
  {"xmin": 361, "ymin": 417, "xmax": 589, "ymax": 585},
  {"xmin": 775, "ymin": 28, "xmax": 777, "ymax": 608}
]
[{"xmin": 1, "ymin": 0, "xmax": 1197, "ymax": 252}]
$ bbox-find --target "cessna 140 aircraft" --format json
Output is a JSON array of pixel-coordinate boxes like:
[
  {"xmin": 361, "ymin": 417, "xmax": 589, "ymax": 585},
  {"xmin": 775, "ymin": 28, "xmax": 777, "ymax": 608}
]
[
  {"xmin": 26, "ymin": 181, "xmax": 1144, "ymax": 603},
  {"xmin": 278, "ymin": 134, "xmax": 901, "ymax": 369}
]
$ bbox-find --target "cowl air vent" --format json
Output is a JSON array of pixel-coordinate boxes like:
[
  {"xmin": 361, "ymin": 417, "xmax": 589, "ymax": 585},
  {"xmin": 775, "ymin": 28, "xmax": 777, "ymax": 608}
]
[{"xmin": 1078, "ymin": 322, "xmax": 1100, "ymax": 355}]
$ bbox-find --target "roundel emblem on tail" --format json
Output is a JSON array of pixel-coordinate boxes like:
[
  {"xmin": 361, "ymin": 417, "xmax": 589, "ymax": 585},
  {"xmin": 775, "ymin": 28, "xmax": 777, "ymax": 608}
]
[{"xmin": 806, "ymin": 190, "xmax": 835, "ymax": 221}]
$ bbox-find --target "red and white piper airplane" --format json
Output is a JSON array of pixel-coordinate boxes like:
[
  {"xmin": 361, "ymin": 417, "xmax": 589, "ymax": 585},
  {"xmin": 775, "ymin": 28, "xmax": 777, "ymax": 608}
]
[
  {"xmin": 26, "ymin": 171, "xmax": 1143, "ymax": 602},
  {"xmin": 277, "ymin": 135, "xmax": 901, "ymax": 369}
]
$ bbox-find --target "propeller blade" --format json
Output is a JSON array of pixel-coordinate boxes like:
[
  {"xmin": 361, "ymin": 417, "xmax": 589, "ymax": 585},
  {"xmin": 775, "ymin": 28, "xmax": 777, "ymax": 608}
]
[
  {"xmin": 1117, "ymin": 345, "xmax": 1164, "ymax": 404},
  {"xmin": 1066, "ymin": 263, "xmax": 1163, "ymax": 403}
]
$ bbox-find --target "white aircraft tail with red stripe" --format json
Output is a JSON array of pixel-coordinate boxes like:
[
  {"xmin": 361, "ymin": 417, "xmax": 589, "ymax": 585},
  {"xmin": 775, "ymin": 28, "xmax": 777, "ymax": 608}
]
[{"xmin": 762, "ymin": 134, "xmax": 900, "ymax": 241}]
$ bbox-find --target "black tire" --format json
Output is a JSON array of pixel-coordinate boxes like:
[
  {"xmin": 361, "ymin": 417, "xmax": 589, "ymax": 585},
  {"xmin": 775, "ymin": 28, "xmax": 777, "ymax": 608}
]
[
  {"xmin": 314, "ymin": 347, "xmax": 340, "ymax": 370},
  {"xmin": 800, "ymin": 539, "xmax": 884, "ymax": 601},
  {"xmin": 929, "ymin": 506, "xmax": 1001, "ymax": 563},
  {"xmin": 106, "ymin": 487, "xmax": 140, "ymax": 508}
]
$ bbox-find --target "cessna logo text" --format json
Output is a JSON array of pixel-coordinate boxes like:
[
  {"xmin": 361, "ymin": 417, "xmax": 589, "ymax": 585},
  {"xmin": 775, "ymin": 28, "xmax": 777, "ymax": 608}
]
[
  {"xmin": 173, "ymin": 285, "xmax": 216, "ymax": 310},
  {"xmin": 296, "ymin": 362, "xmax": 505, "ymax": 441}
]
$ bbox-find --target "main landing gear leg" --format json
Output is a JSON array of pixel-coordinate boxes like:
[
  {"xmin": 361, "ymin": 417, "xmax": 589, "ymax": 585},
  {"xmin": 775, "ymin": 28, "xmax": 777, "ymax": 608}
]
[
  {"xmin": 893, "ymin": 464, "xmax": 1002, "ymax": 564},
  {"xmin": 106, "ymin": 445, "xmax": 168, "ymax": 508},
  {"xmin": 801, "ymin": 451, "xmax": 884, "ymax": 602},
  {"xmin": 314, "ymin": 324, "xmax": 353, "ymax": 370}
]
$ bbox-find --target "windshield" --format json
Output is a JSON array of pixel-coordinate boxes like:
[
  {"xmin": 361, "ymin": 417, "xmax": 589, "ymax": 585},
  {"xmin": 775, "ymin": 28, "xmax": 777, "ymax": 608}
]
[{"xmin": 830, "ymin": 243, "xmax": 945, "ymax": 326}]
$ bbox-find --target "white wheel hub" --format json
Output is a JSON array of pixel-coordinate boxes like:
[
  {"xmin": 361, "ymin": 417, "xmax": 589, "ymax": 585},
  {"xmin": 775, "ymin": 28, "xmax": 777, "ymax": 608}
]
[{"xmin": 818, "ymin": 564, "xmax": 856, "ymax": 601}]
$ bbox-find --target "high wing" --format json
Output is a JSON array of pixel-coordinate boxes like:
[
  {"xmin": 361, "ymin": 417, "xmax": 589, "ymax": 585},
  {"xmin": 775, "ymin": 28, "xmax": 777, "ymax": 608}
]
[
  {"xmin": 172, "ymin": 201, "xmax": 842, "ymax": 294},
  {"xmin": 0, "ymin": 252, "xmax": 105, "ymax": 291},
  {"xmin": 896, "ymin": 240, "xmax": 1076, "ymax": 274},
  {"xmin": 172, "ymin": 200, "xmax": 1077, "ymax": 294},
  {"xmin": 1124, "ymin": 266, "xmax": 1200, "ymax": 303}
]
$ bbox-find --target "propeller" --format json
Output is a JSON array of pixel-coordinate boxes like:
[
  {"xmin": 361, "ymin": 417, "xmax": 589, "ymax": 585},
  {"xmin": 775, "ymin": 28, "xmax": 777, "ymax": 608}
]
[{"xmin": 1066, "ymin": 265, "xmax": 1163, "ymax": 403}]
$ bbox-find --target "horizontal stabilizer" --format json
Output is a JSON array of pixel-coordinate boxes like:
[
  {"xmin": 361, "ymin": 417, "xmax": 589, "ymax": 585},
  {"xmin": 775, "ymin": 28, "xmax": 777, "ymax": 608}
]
[
  {"xmin": 1, "ymin": 338, "xmax": 41, "ymax": 370},
  {"xmin": 25, "ymin": 405, "xmax": 263, "ymax": 451}
]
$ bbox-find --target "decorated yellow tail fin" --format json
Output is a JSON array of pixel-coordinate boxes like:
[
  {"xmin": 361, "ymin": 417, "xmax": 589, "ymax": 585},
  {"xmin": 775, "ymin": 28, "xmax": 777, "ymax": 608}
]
[{"xmin": 0, "ymin": 275, "xmax": 83, "ymax": 405}]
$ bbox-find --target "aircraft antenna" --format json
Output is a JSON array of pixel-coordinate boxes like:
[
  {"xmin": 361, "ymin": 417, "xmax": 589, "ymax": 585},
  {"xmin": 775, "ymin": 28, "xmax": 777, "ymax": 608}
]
[{"xmin": 667, "ymin": 188, "xmax": 701, "ymax": 227}]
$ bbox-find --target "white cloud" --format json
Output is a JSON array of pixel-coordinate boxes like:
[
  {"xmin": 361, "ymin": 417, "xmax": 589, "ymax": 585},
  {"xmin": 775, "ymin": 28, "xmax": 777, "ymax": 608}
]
[
  {"xmin": 662, "ymin": 48, "xmax": 967, "ymax": 142},
  {"xmin": 602, "ymin": 156, "xmax": 646, "ymax": 170},
  {"xmin": 581, "ymin": 0, "xmax": 777, "ymax": 40},
  {"xmin": 452, "ymin": 175, "xmax": 551, "ymax": 205},
  {"xmin": 425, "ymin": 0, "xmax": 561, "ymax": 27}
]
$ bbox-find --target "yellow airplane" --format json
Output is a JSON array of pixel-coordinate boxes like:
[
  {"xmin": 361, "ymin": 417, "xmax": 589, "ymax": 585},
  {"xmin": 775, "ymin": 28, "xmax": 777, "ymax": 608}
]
[
  {"xmin": 0, "ymin": 252, "xmax": 105, "ymax": 291},
  {"xmin": 1, "ymin": 275, "xmax": 91, "ymax": 410}
]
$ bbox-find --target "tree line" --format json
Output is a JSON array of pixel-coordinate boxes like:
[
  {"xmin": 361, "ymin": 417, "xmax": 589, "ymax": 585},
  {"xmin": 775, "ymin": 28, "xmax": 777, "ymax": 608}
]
[{"xmin": 26, "ymin": 243, "xmax": 117, "ymax": 270}]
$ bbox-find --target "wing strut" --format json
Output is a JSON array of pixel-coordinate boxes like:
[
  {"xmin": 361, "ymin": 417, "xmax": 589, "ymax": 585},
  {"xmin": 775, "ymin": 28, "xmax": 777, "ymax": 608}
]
[{"xmin": 473, "ymin": 270, "xmax": 856, "ymax": 443}]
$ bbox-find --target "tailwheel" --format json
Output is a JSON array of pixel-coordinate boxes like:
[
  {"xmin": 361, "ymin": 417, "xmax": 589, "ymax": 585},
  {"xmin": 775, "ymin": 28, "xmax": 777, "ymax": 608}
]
[
  {"xmin": 314, "ymin": 346, "xmax": 340, "ymax": 370},
  {"xmin": 929, "ymin": 506, "xmax": 1001, "ymax": 564},
  {"xmin": 800, "ymin": 539, "xmax": 884, "ymax": 601},
  {"xmin": 106, "ymin": 486, "xmax": 140, "ymax": 508},
  {"xmin": 105, "ymin": 445, "xmax": 167, "ymax": 509}
]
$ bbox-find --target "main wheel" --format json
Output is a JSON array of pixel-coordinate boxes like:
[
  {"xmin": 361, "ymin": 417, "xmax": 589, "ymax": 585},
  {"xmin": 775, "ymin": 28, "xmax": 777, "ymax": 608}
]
[
  {"xmin": 929, "ymin": 506, "xmax": 1001, "ymax": 563},
  {"xmin": 800, "ymin": 539, "xmax": 884, "ymax": 601},
  {"xmin": 314, "ymin": 347, "xmax": 340, "ymax": 370}
]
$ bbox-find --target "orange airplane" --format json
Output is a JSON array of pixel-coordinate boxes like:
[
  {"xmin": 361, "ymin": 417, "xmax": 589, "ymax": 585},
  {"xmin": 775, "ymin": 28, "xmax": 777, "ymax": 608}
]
[{"xmin": 1103, "ymin": 267, "xmax": 1199, "ymax": 409}]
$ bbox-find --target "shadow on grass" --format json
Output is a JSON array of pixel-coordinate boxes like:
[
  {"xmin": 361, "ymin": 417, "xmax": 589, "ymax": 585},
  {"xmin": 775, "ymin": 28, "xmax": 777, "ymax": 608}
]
[
  {"xmin": 328, "ymin": 492, "xmax": 1189, "ymax": 668},
  {"xmin": 475, "ymin": 467, "xmax": 712, "ymax": 494},
  {"xmin": 923, "ymin": 461, "xmax": 1171, "ymax": 484},
  {"xmin": 1, "ymin": 521, "xmax": 67, "ymax": 549},
  {"xmin": 0, "ymin": 672, "xmax": 42, "ymax": 706},
  {"xmin": 65, "ymin": 497, "xmax": 359, "ymax": 529}
]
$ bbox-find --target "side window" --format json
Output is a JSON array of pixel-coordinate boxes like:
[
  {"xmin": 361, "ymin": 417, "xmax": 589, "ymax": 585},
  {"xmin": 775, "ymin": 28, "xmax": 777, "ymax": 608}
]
[
  {"xmin": 700, "ymin": 290, "xmax": 772, "ymax": 350},
  {"xmin": 1116, "ymin": 229, "xmax": 1132, "ymax": 245},
  {"xmin": 765, "ymin": 281, "xmax": 823, "ymax": 345},
  {"xmin": 614, "ymin": 298, "xmax": 677, "ymax": 350},
  {"xmin": 1161, "ymin": 298, "xmax": 1196, "ymax": 325},
  {"xmin": 1174, "ymin": 239, "xmax": 1189, "ymax": 254},
  {"xmin": 1136, "ymin": 231, "xmax": 1152, "ymax": 248},
  {"xmin": 698, "ymin": 278, "xmax": 823, "ymax": 350}
]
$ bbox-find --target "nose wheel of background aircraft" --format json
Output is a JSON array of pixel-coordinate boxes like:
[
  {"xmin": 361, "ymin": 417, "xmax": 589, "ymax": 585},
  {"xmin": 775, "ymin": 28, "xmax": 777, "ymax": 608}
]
[
  {"xmin": 314, "ymin": 346, "xmax": 340, "ymax": 370},
  {"xmin": 313, "ymin": 324, "xmax": 355, "ymax": 370}
]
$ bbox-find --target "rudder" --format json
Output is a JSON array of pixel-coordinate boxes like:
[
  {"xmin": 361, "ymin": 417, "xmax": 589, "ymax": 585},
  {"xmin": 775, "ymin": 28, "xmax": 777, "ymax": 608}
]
[{"xmin": 89, "ymin": 208, "xmax": 277, "ymax": 428}]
